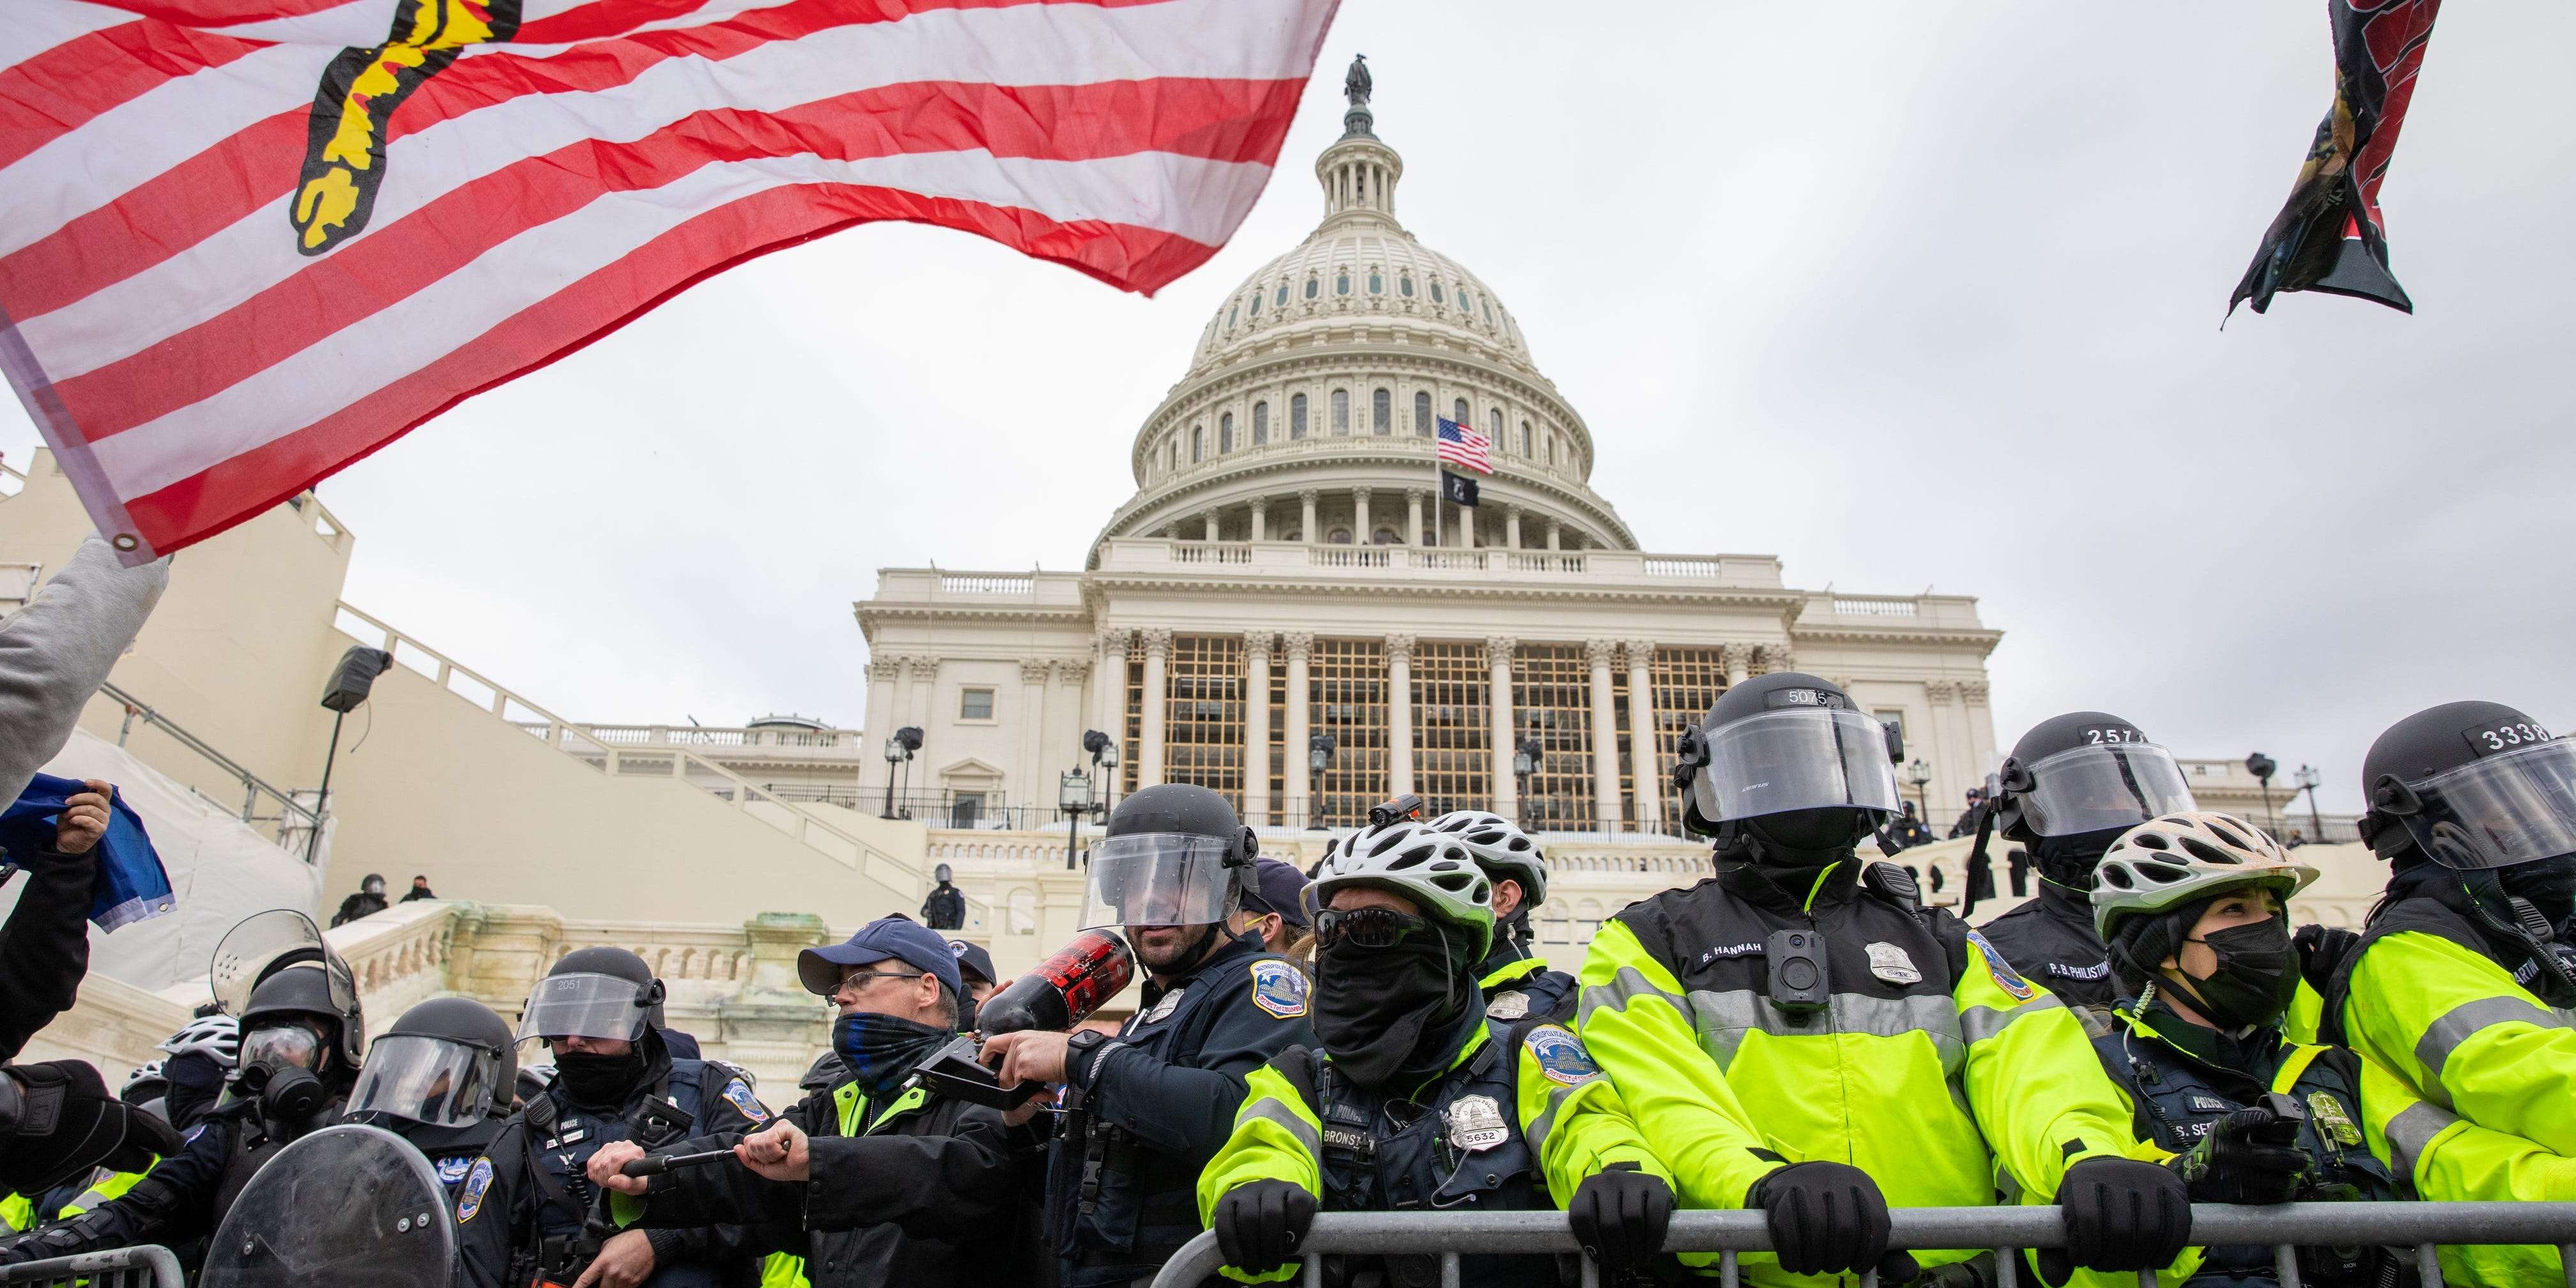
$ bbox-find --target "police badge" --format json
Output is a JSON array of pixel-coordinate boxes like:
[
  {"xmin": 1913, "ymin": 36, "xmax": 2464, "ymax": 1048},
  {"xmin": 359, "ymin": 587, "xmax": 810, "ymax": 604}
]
[
  {"xmin": 1146, "ymin": 986, "xmax": 1186, "ymax": 1024},
  {"xmin": 1485, "ymin": 990, "xmax": 1531, "ymax": 1020},
  {"xmin": 1446, "ymin": 1094, "xmax": 1509, "ymax": 1153},
  {"xmin": 1866, "ymin": 941, "xmax": 1922, "ymax": 986}
]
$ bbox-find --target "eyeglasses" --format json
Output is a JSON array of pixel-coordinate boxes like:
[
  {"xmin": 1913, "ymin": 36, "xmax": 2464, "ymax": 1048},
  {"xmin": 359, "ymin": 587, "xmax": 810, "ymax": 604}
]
[
  {"xmin": 836, "ymin": 969, "xmax": 924, "ymax": 991},
  {"xmin": 1312, "ymin": 906, "xmax": 1434, "ymax": 950}
]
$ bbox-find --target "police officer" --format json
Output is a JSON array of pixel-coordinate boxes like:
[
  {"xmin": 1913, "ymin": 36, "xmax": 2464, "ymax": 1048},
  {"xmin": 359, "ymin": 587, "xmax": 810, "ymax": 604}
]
[
  {"xmin": 588, "ymin": 915, "xmax": 1025, "ymax": 1287},
  {"xmin": 1576, "ymin": 674, "xmax": 2195, "ymax": 1285},
  {"xmin": 1, "ymin": 928, "xmax": 364, "ymax": 1268},
  {"xmin": 495, "ymin": 946, "xmax": 769, "ymax": 1288},
  {"xmin": 979, "ymin": 783, "xmax": 1317, "ymax": 1287},
  {"xmin": 2089, "ymin": 813, "xmax": 2415, "ymax": 1286},
  {"xmin": 1976, "ymin": 712, "xmax": 2199, "ymax": 1013},
  {"xmin": 1230, "ymin": 857, "xmax": 1312, "ymax": 956},
  {"xmin": 1201, "ymin": 820, "xmax": 1675, "ymax": 1285},
  {"xmin": 2312, "ymin": 701, "xmax": 2576, "ymax": 1284},
  {"xmin": 923, "ymin": 864, "xmax": 967, "ymax": 931},
  {"xmin": 1424, "ymin": 810, "xmax": 1575, "ymax": 1021},
  {"xmin": 342, "ymin": 995, "xmax": 523, "ymax": 1288}
]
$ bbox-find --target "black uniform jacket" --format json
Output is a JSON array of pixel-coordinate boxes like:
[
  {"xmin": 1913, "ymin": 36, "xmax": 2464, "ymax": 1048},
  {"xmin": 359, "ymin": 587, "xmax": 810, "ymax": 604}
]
[
  {"xmin": 0, "ymin": 847, "xmax": 95, "ymax": 1059},
  {"xmin": 1976, "ymin": 876, "xmax": 2116, "ymax": 1012},
  {"xmin": 634, "ymin": 1071, "xmax": 1025, "ymax": 1288}
]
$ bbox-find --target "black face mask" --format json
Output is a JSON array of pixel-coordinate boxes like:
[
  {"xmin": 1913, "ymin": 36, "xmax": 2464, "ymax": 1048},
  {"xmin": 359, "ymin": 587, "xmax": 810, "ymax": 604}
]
[
  {"xmin": 2168, "ymin": 918, "xmax": 2300, "ymax": 1031},
  {"xmin": 1313, "ymin": 937, "xmax": 1465, "ymax": 1088},
  {"xmin": 2499, "ymin": 857, "xmax": 2576, "ymax": 934},
  {"xmin": 831, "ymin": 1012, "xmax": 952, "ymax": 1101},
  {"xmin": 1749, "ymin": 808, "xmax": 1864, "ymax": 857},
  {"xmin": 552, "ymin": 1049, "xmax": 647, "ymax": 1109},
  {"xmin": 2034, "ymin": 830, "xmax": 2120, "ymax": 890}
]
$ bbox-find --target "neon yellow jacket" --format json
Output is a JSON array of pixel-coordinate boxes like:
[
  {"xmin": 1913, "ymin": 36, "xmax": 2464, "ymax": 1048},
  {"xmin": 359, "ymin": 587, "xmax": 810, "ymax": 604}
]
[
  {"xmin": 1196, "ymin": 1020, "xmax": 1669, "ymax": 1285},
  {"xmin": 1, "ymin": 1163, "xmax": 153, "ymax": 1236},
  {"xmin": 1576, "ymin": 868, "xmax": 2193, "ymax": 1287}
]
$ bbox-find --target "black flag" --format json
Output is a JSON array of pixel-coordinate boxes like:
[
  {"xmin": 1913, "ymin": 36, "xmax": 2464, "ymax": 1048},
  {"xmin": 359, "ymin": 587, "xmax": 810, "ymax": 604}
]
[
  {"xmin": 1441, "ymin": 470, "xmax": 1480, "ymax": 507},
  {"xmin": 2229, "ymin": 1, "xmax": 2440, "ymax": 319}
]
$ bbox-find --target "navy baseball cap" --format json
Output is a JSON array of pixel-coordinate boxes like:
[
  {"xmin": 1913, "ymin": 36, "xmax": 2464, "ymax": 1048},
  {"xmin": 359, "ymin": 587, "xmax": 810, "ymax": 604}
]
[
  {"xmin": 798, "ymin": 916, "xmax": 963, "ymax": 998},
  {"xmin": 1238, "ymin": 857, "xmax": 1312, "ymax": 931},
  {"xmin": 948, "ymin": 939, "xmax": 997, "ymax": 988}
]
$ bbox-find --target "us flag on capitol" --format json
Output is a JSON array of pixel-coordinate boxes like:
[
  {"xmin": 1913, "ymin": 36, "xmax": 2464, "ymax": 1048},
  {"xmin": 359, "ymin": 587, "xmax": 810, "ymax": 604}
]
[{"xmin": 0, "ymin": 0, "xmax": 1340, "ymax": 564}]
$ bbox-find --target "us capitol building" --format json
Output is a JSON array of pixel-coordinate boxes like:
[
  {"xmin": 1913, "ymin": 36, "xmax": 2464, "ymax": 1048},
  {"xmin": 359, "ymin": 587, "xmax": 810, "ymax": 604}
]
[{"xmin": 7, "ymin": 66, "xmax": 2349, "ymax": 1091}]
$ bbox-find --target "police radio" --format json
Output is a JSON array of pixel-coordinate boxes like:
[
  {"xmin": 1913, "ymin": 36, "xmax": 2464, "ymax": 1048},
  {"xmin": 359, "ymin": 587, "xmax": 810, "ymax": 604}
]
[{"xmin": 1766, "ymin": 930, "xmax": 1830, "ymax": 1016}]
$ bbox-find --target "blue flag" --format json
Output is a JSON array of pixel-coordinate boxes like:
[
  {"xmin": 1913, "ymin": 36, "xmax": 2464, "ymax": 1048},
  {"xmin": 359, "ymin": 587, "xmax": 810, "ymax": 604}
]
[{"xmin": 1, "ymin": 774, "xmax": 174, "ymax": 931}]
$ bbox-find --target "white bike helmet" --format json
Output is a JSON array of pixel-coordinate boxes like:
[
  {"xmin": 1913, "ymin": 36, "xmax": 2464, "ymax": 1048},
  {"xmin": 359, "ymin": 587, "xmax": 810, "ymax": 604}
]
[
  {"xmin": 1426, "ymin": 811, "xmax": 1547, "ymax": 905},
  {"xmin": 1310, "ymin": 821, "xmax": 1496, "ymax": 961},
  {"xmin": 157, "ymin": 1014, "xmax": 242, "ymax": 1066},
  {"xmin": 2090, "ymin": 812, "xmax": 2317, "ymax": 942}
]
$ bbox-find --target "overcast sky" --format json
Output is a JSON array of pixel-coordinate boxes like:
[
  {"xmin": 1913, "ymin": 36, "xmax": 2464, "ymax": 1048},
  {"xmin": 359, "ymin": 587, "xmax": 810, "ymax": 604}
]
[{"xmin": 8, "ymin": 2, "xmax": 2570, "ymax": 815}]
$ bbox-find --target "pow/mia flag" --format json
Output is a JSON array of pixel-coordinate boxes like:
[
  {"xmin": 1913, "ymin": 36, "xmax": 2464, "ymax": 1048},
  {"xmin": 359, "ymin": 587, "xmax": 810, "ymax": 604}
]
[{"xmin": 1441, "ymin": 470, "xmax": 1481, "ymax": 508}]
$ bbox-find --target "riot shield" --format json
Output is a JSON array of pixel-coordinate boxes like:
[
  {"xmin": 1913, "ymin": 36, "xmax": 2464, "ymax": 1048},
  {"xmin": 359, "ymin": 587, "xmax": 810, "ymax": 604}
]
[
  {"xmin": 201, "ymin": 1123, "xmax": 454, "ymax": 1288},
  {"xmin": 210, "ymin": 909, "xmax": 358, "ymax": 1019}
]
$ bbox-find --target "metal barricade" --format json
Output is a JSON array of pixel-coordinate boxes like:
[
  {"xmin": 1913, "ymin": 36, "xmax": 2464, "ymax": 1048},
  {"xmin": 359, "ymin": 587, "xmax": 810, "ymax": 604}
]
[
  {"xmin": 0, "ymin": 1246, "xmax": 184, "ymax": 1288},
  {"xmin": 1150, "ymin": 1202, "xmax": 2576, "ymax": 1288}
]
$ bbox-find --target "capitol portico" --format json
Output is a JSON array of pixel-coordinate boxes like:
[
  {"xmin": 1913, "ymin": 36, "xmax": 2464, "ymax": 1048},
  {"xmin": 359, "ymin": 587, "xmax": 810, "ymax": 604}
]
[{"xmin": 856, "ymin": 69, "xmax": 2004, "ymax": 838}]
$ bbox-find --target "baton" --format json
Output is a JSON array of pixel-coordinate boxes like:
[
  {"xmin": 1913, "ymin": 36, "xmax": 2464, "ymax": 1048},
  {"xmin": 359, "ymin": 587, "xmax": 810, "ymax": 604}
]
[{"xmin": 620, "ymin": 1148, "xmax": 736, "ymax": 1177}]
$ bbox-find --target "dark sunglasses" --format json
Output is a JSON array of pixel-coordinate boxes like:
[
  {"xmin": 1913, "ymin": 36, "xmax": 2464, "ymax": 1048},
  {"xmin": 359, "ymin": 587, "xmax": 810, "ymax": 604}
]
[{"xmin": 1313, "ymin": 906, "xmax": 1436, "ymax": 951}]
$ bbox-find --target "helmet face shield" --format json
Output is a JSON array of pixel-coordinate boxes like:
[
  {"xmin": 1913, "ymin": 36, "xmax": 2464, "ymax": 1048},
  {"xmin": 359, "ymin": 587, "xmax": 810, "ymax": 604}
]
[
  {"xmin": 211, "ymin": 910, "xmax": 358, "ymax": 1020},
  {"xmin": 1081, "ymin": 833, "xmax": 1236, "ymax": 930},
  {"xmin": 347, "ymin": 1035, "xmax": 501, "ymax": 1127},
  {"xmin": 241, "ymin": 1021, "xmax": 323, "ymax": 1072},
  {"xmin": 2017, "ymin": 743, "xmax": 2196, "ymax": 838},
  {"xmin": 1687, "ymin": 709, "xmax": 1904, "ymax": 824},
  {"xmin": 515, "ymin": 972, "xmax": 655, "ymax": 1045},
  {"xmin": 2396, "ymin": 739, "xmax": 2576, "ymax": 871}
]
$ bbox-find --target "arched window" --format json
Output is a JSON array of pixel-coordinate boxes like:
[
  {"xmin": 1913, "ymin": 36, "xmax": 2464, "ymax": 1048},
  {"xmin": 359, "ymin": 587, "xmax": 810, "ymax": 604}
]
[
  {"xmin": 1372, "ymin": 388, "xmax": 1391, "ymax": 435},
  {"xmin": 1292, "ymin": 393, "xmax": 1308, "ymax": 439},
  {"xmin": 1275, "ymin": 283, "xmax": 1289, "ymax": 307},
  {"xmin": 1430, "ymin": 280, "xmax": 1445, "ymax": 304},
  {"xmin": 1399, "ymin": 273, "xmax": 1414, "ymax": 298},
  {"xmin": 1482, "ymin": 298, "xmax": 1496, "ymax": 325},
  {"xmin": 1192, "ymin": 426, "xmax": 1204, "ymax": 463},
  {"xmin": 1253, "ymin": 401, "xmax": 1269, "ymax": 445},
  {"xmin": 1220, "ymin": 411, "xmax": 1234, "ymax": 453},
  {"xmin": 1327, "ymin": 526, "xmax": 1353, "ymax": 545},
  {"xmin": 1453, "ymin": 397, "xmax": 1469, "ymax": 424},
  {"xmin": 1373, "ymin": 526, "xmax": 1400, "ymax": 546},
  {"xmin": 1336, "ymin": 271, "xmax": 1350, "ymax": 296},
  {"xmin": 1414, "ymin": 391, "xmax": 1432, "ymax": 434},
  {"xmin": 1488, "ymin": 408, "xmax": 1504, "ymax": 441},
  {"xmin": 1305, "ymin": 275, "xmax": 1319, "ymax": 300},
  {"xmin": 1227, "ymin": 302, "xmax": 1239, "ymax": 328},
  {"xmin": 1521, "ymin": 422, "xmax": 1533, "ymax": 457},
  {"xmin": 1331, "ymin": 389, "xmax": 1350, "ymax": 434},
  {"xmin": 1248, "ymin": 291, "xmax": 1260, "ymax": 317},
  {"xmin": 1367, "ymin": 270, "xmax": 1383, "ymax": 295},
  {"xmin": 1456, "ymin": 282, "xmax": 1469, "ymax": 309}
]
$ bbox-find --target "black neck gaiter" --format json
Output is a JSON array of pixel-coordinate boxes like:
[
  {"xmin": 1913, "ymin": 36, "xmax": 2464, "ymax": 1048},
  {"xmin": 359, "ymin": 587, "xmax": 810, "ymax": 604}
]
[
  {"xmin": 553, "ymin": 1038, "xmax": 664, "ymax": 1113},
  {"xmin": 1314, "ymin": 931, "xmax": 1472, "ymax": 1089}
]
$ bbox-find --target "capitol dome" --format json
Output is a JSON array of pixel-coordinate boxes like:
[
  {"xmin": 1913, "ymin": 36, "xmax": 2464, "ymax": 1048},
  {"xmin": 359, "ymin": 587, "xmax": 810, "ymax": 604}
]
[{"xmin": 1091, "ymin": 63, "xmax": 1633, "ymax": 560}]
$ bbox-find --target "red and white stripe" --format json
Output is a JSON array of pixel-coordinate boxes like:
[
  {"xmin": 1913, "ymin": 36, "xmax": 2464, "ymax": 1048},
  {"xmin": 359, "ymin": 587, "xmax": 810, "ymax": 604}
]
[{"xmin": 0, "ymin": 0, "xmax": 1338, "ymax": 561}]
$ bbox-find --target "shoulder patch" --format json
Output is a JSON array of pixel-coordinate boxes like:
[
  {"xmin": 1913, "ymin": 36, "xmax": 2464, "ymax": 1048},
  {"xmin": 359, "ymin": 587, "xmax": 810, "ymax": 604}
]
[
  {"xmin": 1524, "ymin": 1024, "xmax": 1603, "ymax": 1087},
  {"xmin": 436, "ymin": 1154, "xmax": 473, "ymax": 1185},
  {"xmin": 721, "ymin": 1078, "xmax": 770, "ymax": 1124},
  {"xmin": 455, "ymin": 1156, "xmax": 494, "ymax": 1224},
  {"xmin": 1963, "ymin": 930, "xmax": 2036, "ymax": 1002},
  {"xmin": 1250, "ymin": 960, "xmax": 1308, "ymax": 1019}
]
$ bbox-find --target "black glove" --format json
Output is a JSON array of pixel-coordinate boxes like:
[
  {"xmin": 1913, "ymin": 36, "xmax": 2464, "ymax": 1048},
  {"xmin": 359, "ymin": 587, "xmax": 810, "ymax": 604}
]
[
  {"xmin": 2166, "ymin": 1105, "xmax": 2310, "ymax": 1204},
  {"xmin": 2293, "ymin": 923, "xmax": 2361, "ymax": 995},
  {"xmin": 0, "ymin": 1060, "xmax": 185, "ymax": 1195},
  {"xmin": 1211, "ymin": 1179, "xmax": 1315, "ymax": 1276},
  {"xmin": 2046, "ymin": 1156, "xmax": 2191, "ymax": 1282},
  {"xmin": 1568, "ymin": 1162, "xmax": 1673, "ymax": 1275},
  {"xmin": 1749, "ymin": 1161, "xmax": 1918, "ymax": 1282}
]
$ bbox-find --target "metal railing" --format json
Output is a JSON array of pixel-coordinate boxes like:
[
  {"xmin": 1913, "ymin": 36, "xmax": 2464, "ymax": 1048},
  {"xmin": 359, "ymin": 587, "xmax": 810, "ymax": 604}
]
[
  {"xmin": 1151, "ymin": 1203, "xmax": 2576, "ymax": 1288},
  {"xmin": 1, "ymin": 1245, "xmax": 184, "ymax": 1287},
  {"xmin": 98, "ymin": 678, "xmax": 323, "ymax": 855}
]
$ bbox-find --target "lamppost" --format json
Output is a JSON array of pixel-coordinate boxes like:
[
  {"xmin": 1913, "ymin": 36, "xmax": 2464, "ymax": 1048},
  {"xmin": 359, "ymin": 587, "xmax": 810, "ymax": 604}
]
[
  {"xmin": 2294, "ymin": 763, "xmax": 2324, "ymax": 843},
  {"xmin": 1081, "ymin": 729, "xmax": 1121, "ymax": 825},
  {"xmin": 1060, "ymin": 768, "xmax": 1096, "ymax": 871},
  {"xmin": 1308, "ymin": 732, "xmax": 1337, "ymax": 830},
  {"xmin": 1906, "ymin": 758, "xmax": 1933, "ymax": 836},
  {"xmin": 882, "ymin": 726, "xmax": 922, "ymax": 819},
  {"xmin": 1512, "ymin": 734, "xmax": 1543, "ymax": 831},
  {"xmin": 310, "ymin": 645, "xmax": 392, "ymax": 865},
  {"xmin": 2246, "ymin": 751, "xmax": 2280, "ymax": 837}
]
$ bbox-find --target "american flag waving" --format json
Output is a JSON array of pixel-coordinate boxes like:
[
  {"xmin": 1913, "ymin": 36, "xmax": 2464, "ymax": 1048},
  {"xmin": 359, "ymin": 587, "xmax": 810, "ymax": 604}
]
[
  {"xmin": 1, "ymin": 0, "xmax": 1340, "ymax": 562},
  {"xmin": 1435, "ymin": 417, "xmax": 1491, "ymax": 474}
]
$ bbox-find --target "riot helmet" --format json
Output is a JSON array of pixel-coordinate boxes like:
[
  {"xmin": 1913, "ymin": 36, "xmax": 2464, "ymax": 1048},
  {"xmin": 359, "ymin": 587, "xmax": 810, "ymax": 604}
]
[
  {"xmin": 935, "ymin": 863, "xmax": 954, "ymax": 885},
  {"xmin": 361, "ymin": 873, "xmax": 387, "ymax": 898},
  {"xmin": 236, "ymin": 961, "xmax": 364, "ymax": 1126},
  {"xmin": 1992, "ymin": 712, "xmax": 2196, "ymax": 884},
  {"xmin": 1674, "ymin": 673, "xmax": 1903, "ymax": 860},
  {"xmin": 516, "ymin": 946, "xmax": 668, "ymax": 1046},
  {"xmin": 1080, "ymin": 783, "xmax": 1255, "ymax": 931},
  {"xmin": 2358, "ymin": 701, "xmax": 2575, "ymax": 871},
  {"xmin": 348, "ymin": 997, "xmax": 517, "ymax": 1128},
  {"xmin": 212, "ymin": 910, "xmax": 364, "ymax": 1067}
]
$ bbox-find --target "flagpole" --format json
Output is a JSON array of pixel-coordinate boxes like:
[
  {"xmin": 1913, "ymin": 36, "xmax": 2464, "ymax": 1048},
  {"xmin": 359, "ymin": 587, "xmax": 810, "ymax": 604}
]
[{"xmin": 1431, "ymin": 436, "xmax": 1441, "ymax": 551}]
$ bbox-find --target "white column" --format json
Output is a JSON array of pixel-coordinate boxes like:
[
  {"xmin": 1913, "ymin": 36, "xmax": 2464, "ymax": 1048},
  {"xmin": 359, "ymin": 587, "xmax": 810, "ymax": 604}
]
[
  {"xmin": 1406, "ymin": 489, "xmax": 1426, "ymax": 546},
  {"xmin": 1545, "ymin": 519, "xmax": 1561, "ymax": 551},
  {"xmin": 1754, "ymin": 643, "xmax": 1795, "ymax": 677},
  {"xmin": 1250, "ymin": 501, "xmax": 1267, "ymax": 542},
  {"xmin": 1586, "ymin": 640, "xmax": 1624, "ymax": 831},
  {"xmin": 864, "ymin": 656, "xmax": 901, "ymax": 802},
  {"xmin": 1721, "ymin": 642, "xmax": 1752, "ymax": 686},
  {"xmin": 1243, "ymin": 634, "xmax": 1274, "ymax": 826},
  {"xmin": 1386, "ymin": 634, "xmax": 1415, "ymax": 799},
  {"xmin": 905, "ymin": 656, "xmax": 939, "ymax": 728},
  {"xmin": 1053, "ymin": 658, "xmax": 1091, "ymax": 790},
  {"xmin": 1625, "ymin": 641, "xmax": 1660, "ymax": 832},
  {"xmin": 1504, "ymin": 505, "xmax": 1522, "ymax": 551},
  {"xmin": 1299, "ymin": 489, "xmax": 1319, "ymax": 544},
  {"xmin": 1202, "ymin": 511, "xmax": 1220, "ymax": 542},
  {"xmin": 1962, "ymin": 680, "xmax": 1997, "ymax": 820},
  {"xmin": 1925, "ymin": 679, "xmax": 1972, "ymax": 818},
  {"xmin": 1093, "ymin": 629, "xmax": 1130, "ymax": 744},
  {"xmin": 1284, "ymin": 632, "xmax": 1314, "ymax": 824},
  {"xmin": 1138, "ymin": 629, "xmax": 1171, "ymax": 787},
  {"xmin": 1019, "ymin": 659, "xmax": 1052, "ymax": 810},
  {"xmin": 1487, "ymin": 636, "xmax": 1517, "ymax": 822},
  {"xmin": 1459, "ymin": 503, "xmax": 1476, "ymax": 549}
]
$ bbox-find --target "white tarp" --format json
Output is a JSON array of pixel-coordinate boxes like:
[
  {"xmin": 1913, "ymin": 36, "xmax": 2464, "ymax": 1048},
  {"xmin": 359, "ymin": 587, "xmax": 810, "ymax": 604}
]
[{"xmin": 0, "ymin": 726, "xmax": 324, "ymax": 992}]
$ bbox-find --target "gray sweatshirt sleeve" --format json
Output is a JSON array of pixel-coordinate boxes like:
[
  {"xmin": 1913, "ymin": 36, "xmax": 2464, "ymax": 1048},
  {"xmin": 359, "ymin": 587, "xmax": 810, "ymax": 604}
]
[{"xmin": 0, "ymin": 535, "xmax": 169, "ymax": 802}]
